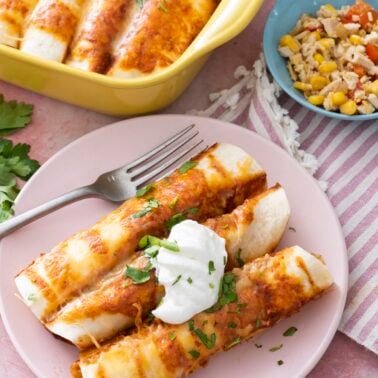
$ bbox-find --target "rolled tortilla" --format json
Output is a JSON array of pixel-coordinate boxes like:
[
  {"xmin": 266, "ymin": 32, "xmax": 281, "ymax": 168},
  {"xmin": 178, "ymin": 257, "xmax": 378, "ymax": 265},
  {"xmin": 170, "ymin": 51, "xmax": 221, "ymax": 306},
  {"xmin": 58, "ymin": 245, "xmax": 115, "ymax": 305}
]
[
  {"xmin": 0, "ymin": 0, "xmax": 38, "ymax": 47},
  {"xmin": 73, "ymin": 246, "xmax": 333, "ymax": 378},
  {"xmin": 46, "ymin": 185, "xmax": 290, "ymax": 349},
  {"xmin": 20, "ymin": 0, "xmax": 85, "ymax": 62},
  {"xmin": 107, "ymin": 0, "xmax": 219, "ymax": 78},
  {"xmin": 15, "ymin": 143, "xmax": 267, "ymax": 323},
  {"xmin": 65, "ymin": 0, "xmax": 136, "ymax": 73}
]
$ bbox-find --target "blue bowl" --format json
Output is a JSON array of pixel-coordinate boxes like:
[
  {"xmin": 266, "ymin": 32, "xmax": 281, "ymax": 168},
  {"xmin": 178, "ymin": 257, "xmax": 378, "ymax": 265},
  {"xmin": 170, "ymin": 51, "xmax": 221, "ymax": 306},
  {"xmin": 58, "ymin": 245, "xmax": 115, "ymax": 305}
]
[{"xmin": 263, "ymin": 0, "xmax": 378, "ymax": 121}]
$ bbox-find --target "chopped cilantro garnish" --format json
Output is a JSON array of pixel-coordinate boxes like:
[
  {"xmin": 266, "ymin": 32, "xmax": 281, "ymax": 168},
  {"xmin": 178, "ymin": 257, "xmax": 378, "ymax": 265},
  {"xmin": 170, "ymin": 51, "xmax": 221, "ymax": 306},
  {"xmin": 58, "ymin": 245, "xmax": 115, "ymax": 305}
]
[
  {"xmin": 187, "ymin": 207, "xmax": 199, "ymax": 214},
  {"xmin": 218, "ymin": 273, "xmax": 238, "ymax": 305},
  {"xmin": 187, "ymin": 277, "xmax": 193, "ymax": 284},
  {"xmin": 144, "ymin": 245, "xmax": 160, "ymax": 258},
  {"xmin": 194, "ymin": 329, "xmax": 216, "ymax": 349},
  {"xmin": 169, "ymin": 196, "xmax": 179, "ymax": 209},
  {"xmin": 188, "ymin": 320, "xmax": 216, "ymax": 349},
  {"xmin": 136, "ymin": 184, "xmax": 154, "ymax": 197},
  {"xmin": 158, "ymin": 2, "xmax": 168, "ymax": 13},
  {"xmin": 269, "ymin": 344, "xmax": 283, "ymax": 352},
  {"xmin": 125, "ymin": 265, "xmax": 151, "ymax": 284},
  {"xmin": 228, "ymin": 322, "xmax": 237, "ymax": 329},
  {"xmin": 166, "ymin": 213, "xmax": 186, "ymax": 230},
  {"xmin": 202, "ymin": 320, "xmax": 208, "ymax": 327},
  {"xmin": 277, "ymin": 360, "xmax": 284, "ymax": 366},
  {"xmin": 223, "ymin": 256, "xmax": 227, "ymax": 265},
  {"xmin": 138, "ymin": 235, "xmax": 179, "ymax": 255},
  {"xmin": 188, "ymin": 350, "xmax": 200, "ymax": 359},
  {"xmin": 256, "ymin": 317, "xmax": 261, "ymax": 328},
  {"xmin": 178, "ymin": 160, "xmax": 197, "ymax": 174},
  {"xmin": 132, "ymin": 198, "xmax": 160, "ymax": 219},
  {"xmin": 168, "ymin": 332, "xmax": 176, "ymax": 341},
  {"xmin": 208, "ymin": 260, "xmax": 215, "ymax": 275},
  {"xmin": 209, "ymin": 282, "xmax": 215, "ymax": 289},
  {"xmin": 136, "ymin": 0, "xmax": 144, "ymax": 8},
  {"xmin": 236, "ymin": 248, "xmax": 245, "ymax": 267},
  {"xmin": 147, "ymin": 198, "xmax": 160, "ymax": 208},
  {"xmin": 146, "ymin": 311, "xmax": 155, "ymax": 324},
  {"xmin": 172, "ymin": 275, "xmax": 182, "ymax": 286},
  {"xmin": 226, "ymin": 337, "xmax": 241, "ymax": 349},
  {"xmin": 283, "ymin": 326, "xmax": 297, "ymax": 337},
  {"xmin": 160, "ymin": 239, "xmax": 179, "ymax": 252},
  {"xmin": 0, "ymin": 138, "xmax": 39, "ymax": 222}
]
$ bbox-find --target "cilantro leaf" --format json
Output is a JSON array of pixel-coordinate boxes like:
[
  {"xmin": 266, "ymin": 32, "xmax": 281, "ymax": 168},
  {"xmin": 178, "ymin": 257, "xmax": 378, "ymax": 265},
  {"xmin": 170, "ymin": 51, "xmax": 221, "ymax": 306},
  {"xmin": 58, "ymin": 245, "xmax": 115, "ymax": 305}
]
[
  {"xmin": 0, "ymin": 95, "xmax": 33, "ymax": 136},
  {"xmin": 0, "ymin": 138, "xmax": 39, "ymax": 222},
  {"xmin": 178, "ymin": 161, "xmax": 197, "ymax": 174},
  {"xmin": 125, "ymin": 265, "xmax": 151, "ymax": 284}
]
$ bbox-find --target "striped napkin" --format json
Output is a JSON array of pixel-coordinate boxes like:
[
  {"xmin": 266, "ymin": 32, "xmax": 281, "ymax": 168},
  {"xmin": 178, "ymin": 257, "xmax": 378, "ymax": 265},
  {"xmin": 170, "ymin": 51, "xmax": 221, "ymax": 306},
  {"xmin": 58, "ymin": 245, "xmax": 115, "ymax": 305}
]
[{"xmin": 190, "ymin": 55, "xmax": 378, "ymax": 354}]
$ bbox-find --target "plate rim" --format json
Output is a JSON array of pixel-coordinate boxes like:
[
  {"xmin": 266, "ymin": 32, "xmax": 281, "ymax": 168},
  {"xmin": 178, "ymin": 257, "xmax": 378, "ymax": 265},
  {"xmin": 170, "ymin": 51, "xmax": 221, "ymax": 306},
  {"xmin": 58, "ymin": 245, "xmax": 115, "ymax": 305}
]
[{"xmin": 0, "ymin": 114, "xmax": 348, "ymax": 378}]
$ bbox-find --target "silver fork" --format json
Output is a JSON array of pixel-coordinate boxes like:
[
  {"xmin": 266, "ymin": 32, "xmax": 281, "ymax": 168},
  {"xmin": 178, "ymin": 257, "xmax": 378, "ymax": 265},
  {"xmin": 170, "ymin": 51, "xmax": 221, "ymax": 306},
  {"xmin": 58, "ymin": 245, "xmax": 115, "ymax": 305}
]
[{"xmin": 0, "ymin": 125, "xmax": 204, "ymax": 239}]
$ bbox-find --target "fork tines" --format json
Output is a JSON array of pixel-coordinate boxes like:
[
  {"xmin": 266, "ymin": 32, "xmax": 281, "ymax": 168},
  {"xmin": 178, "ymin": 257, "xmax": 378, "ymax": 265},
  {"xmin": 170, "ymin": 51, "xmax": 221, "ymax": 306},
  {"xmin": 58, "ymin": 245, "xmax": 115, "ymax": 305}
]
[{"xmin": 127, "ymin": 124, "xmax": 205, "ymax": 188}]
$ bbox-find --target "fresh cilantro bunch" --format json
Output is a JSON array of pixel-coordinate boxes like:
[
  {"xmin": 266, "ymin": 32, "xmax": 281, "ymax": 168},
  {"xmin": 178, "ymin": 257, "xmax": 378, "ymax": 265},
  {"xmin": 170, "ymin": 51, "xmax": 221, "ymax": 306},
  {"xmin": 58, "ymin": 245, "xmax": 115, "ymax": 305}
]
[
  {"xmin": 0, "ymin": 139, "xmax": 40, "ymax": 222},
  {"xmin": 0, "ymin": 94, "xmax": 33, "ymax": 136}
]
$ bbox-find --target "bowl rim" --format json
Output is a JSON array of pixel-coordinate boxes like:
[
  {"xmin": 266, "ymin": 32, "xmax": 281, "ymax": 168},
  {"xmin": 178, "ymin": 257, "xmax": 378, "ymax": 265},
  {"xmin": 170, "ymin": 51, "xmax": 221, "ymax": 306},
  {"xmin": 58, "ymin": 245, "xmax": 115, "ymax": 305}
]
[
  {"xmin": 262, "ymin": 0, "xmax": 378, "ymax": 121},
  {"xmin": 0, "ymin": 0, "xmax": 264, "ymax": 89}
]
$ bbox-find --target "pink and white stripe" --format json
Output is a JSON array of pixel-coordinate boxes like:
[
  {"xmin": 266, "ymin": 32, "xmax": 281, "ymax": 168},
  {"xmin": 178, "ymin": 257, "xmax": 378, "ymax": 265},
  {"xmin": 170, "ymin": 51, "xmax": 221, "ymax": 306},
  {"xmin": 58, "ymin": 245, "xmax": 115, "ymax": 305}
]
[{"xmin": 193, "ymin": 63, "xmax": 378, "ymax": 354}]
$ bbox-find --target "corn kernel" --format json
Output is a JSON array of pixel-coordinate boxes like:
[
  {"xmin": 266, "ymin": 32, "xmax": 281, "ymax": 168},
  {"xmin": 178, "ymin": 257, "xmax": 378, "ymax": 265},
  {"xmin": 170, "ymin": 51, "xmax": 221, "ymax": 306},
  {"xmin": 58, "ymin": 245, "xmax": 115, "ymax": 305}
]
[
  {"xmin": 365, "ymin": 80, "xmax": 378, "ymax": 95},
  {"xmin": 324, "ymin": 4, "xmax": 337, "ymax": 15},
  {"xmin": 319, "ymin": 61, "xmax": 337, "ymax": 73},
  {"xmin": 294, "ymin": 81, "xmax": 311, "ymax": 91},
  {"xmin": 332, "ymin": 91, "xmax": 347, "ymax": 106},
  {"xmin": 349, "ymin": 35, "xmax": 364, "ymax": 45},
  {"xmin": 319, "ymin": 38, "xmax": 334, "ymax": 48},
  {"xmin": 309, "ymin": 76, "xmax": 329, "ymax": 90},
  {"xmin": 280, "ymin": 35, "xmax": 300, "ymax": 53},
  {"xmin": 308, "ymin": 95, "xmax": 325, "ymax": 106},
  {"xmin": 313, "ymin": 53, "xmax": 324, "ymax": 64},
  {"xmin": 340, "ymin": 100, "xmax": 357, "ymax": 115},
  {"xmin": 312, "ymin": 31, "xmax": 321, "ymax": 41}
]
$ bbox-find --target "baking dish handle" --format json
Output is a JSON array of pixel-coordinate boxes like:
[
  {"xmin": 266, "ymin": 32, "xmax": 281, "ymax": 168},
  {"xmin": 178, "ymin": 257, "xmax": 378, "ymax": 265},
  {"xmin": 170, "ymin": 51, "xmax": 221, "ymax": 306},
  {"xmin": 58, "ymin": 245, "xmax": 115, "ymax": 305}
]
[{"xmin": 186, "ymin": 0, "xmax": 264, "ymax": 58}]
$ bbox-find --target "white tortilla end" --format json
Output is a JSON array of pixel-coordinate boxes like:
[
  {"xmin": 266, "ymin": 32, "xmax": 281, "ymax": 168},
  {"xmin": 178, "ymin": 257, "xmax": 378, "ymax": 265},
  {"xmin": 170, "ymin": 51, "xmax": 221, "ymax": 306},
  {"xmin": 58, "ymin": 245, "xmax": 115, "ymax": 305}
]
[
  {"xmin": 238, "ymin": 187, "xmax": 290, "ymax": 262},
  {"xmin": 21, "ymin": 27, "xmax": 67, "ymax": 62},
  {"xmin": 197, "ymin": 143, "xmax": 264, "ymax": 181},
  {"xmin": 47, "ymin": 312, "xmax": 132, "ymax": 348},
  {"xmin": 285, "ymin": 246, "xmax": 333, "ymax": 293},
  {"xmin": 14, "ymin": 274, "xmax": 47, "ymax": 319}
]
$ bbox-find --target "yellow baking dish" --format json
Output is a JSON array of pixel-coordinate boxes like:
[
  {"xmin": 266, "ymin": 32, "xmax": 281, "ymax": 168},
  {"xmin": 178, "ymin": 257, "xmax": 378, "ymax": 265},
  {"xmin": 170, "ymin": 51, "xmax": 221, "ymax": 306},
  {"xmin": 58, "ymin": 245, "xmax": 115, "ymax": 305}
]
[{"xmin": 0, "ymin": 0, "xmax": 263, "ymax": 116}]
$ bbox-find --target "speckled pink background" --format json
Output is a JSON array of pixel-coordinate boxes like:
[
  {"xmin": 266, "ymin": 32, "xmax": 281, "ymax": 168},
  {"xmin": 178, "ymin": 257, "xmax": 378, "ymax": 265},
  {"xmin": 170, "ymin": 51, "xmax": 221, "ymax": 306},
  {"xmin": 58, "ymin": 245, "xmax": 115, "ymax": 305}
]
[{"xmin": 0, "ymin": 0, "xmax": 377, "ymax": 377}]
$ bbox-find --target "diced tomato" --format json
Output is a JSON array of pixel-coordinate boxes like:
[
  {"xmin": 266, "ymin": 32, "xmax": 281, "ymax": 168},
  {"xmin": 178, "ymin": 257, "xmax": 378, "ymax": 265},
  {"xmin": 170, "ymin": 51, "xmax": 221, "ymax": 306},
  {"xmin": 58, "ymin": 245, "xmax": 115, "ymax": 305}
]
[
  {"xmin": 353, "ymin": 65, "xmax": 366, "ymax": 76},
  {"xmin": 342, "ymin": 0, "xmax": 378, "ymax": 27},
  {"xmin": 366, "ymin": 44, "xmax": 378, "ymax": 64}
]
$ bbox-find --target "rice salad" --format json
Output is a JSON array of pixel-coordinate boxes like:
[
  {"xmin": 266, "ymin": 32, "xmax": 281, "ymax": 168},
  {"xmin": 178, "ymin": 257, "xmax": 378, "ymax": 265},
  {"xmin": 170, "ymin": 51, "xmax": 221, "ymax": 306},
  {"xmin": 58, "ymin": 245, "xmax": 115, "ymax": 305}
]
[{"xmin": 278, "ymin": 0, "xmax": 378, "ymax": 115}]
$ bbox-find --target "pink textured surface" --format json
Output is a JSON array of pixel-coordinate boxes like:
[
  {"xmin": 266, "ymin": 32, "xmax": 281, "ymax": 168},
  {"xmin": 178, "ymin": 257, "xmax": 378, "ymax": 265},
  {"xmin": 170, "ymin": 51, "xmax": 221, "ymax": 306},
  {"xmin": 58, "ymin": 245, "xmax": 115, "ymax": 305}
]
[{"xmin": 0, "ymin": 1, "xmax": 377, "ymax": 377}]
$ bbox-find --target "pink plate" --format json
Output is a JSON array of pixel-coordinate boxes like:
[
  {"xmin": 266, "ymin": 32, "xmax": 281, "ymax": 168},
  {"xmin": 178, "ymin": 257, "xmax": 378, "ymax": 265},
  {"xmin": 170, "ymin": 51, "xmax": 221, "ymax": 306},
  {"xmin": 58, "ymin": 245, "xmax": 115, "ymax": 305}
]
[{"xmin": 0, "ymin": 115, "xmax": 348, "ymax": 378}]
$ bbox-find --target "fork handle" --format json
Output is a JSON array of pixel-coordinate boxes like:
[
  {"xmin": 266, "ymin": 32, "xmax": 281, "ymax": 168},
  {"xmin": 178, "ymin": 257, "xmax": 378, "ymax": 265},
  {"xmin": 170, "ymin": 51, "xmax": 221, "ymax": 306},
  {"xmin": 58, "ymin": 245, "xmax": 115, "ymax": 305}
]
[{"xmin": 0, "ymin": 186, "xmax": 97, "ymax": 239}]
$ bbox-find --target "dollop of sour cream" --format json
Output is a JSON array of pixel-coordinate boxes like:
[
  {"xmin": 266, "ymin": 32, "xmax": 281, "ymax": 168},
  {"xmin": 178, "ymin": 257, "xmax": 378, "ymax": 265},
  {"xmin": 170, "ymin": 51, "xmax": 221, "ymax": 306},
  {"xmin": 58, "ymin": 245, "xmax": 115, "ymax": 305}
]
[{"xmin": 152, "ymin": 220, "xmax": 227, "ymax": 324}]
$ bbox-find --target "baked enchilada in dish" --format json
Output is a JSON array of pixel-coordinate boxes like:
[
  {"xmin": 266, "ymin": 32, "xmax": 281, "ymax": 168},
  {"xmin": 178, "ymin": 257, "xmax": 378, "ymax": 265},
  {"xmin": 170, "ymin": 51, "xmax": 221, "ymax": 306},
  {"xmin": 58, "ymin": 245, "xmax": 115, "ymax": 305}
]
[
  {"xmin": 0, "ymin": 0, "xmax": 38, "ymax": 47},
  {"xmin": 1, "ymin": 0, "xmax": 220, "ymax": 75}
]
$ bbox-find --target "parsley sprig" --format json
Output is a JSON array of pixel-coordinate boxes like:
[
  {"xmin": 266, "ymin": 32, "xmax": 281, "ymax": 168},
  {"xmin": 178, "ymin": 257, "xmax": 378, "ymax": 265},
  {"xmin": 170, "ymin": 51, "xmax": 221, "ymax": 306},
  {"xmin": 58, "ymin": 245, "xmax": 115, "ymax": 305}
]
[{"xmin": 0, "ymin": 139, "xmax": 39, "ymax": 222}]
